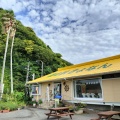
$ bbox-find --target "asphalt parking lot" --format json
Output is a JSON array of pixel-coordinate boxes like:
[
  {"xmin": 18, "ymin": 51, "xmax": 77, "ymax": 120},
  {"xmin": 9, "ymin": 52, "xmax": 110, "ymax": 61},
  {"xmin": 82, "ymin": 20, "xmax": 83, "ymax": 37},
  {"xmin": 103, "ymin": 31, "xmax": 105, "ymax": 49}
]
[{"xmin": 0, "ymin": 108, "xmax": 98, "ymax": 120}]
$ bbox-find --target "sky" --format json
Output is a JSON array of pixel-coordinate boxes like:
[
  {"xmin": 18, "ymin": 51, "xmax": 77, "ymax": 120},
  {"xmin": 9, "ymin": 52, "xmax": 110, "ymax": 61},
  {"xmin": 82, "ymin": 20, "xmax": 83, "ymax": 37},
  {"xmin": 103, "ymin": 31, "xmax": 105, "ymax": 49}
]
[{"xmin": 0, "ymin": 0, "xmax": 120, "ymax": 64}]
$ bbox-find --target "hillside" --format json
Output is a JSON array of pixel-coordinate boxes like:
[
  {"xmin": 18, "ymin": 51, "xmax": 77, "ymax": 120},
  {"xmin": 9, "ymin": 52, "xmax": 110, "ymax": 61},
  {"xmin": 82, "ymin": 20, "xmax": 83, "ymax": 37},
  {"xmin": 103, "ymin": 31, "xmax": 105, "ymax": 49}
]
[{"xmin": 0, "ymin": 8, "xmax": 72, "ymax": 92}]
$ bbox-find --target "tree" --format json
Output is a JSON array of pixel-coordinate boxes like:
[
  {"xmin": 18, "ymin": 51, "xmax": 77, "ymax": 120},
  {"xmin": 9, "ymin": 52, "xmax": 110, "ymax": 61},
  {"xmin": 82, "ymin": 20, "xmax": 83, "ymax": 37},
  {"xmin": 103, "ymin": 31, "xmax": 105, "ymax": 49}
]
[
  {"xmin": 10, "ymin": 24, "xmax": 16, "ymax": 93},
  {"xmin": 0, "ymin": 13, "xmax": 16, "ymax": 98},
  {"xmin": 0, "ymin": 16, "xmax": 11, "ymax": 99}
]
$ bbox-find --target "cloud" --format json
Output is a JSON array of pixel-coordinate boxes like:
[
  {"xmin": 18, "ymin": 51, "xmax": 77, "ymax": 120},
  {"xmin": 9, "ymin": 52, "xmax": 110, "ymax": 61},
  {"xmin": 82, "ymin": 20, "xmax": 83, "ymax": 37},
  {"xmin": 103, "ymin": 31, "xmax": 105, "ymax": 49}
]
[{"xmin": 0, "ymin": 0, "xmax": 120, "ymax": 64}]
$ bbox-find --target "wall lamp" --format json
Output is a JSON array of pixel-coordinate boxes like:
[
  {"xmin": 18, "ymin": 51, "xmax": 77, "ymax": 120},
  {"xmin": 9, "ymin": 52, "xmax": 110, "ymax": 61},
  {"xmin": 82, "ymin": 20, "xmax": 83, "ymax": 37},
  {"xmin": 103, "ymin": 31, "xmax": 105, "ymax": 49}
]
[{"xmin": 63, "ymin": 82, "xmax": 66, "ymax": 86}]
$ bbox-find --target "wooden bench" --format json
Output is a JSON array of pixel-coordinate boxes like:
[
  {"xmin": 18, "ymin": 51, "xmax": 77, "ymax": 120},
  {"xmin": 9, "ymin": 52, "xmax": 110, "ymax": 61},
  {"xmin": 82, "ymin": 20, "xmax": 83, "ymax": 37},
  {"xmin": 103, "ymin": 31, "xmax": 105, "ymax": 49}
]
[
  {"xmin": 45, "ymin": 107, "xmax": 74, "ymax": 120},
  {"xmin": 45, "ymin": 112, "xmax": 74, "ymax": 119},
  {"xmin": 91, "ymin": 116, "xmax": 107, "ymax": 120},
  {"xmin": 111, "ymin": 115, "xmax": 120, "ymax": 120},
  {"xmin": 91, "ymin": 111, "xmax": 120, "ymax": 120}
]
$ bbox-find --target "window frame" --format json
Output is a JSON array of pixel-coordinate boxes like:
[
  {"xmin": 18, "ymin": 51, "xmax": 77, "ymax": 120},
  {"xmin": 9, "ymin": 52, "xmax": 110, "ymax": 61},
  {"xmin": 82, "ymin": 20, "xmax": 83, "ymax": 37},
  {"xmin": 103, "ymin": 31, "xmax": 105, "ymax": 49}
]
[
  {"xmin": 31, "ymin": 84, "xmax": 41, "ymax": 95},
  {"xmin": 73, "ymin": 77, "xmax": 103, "ymax": 101}
]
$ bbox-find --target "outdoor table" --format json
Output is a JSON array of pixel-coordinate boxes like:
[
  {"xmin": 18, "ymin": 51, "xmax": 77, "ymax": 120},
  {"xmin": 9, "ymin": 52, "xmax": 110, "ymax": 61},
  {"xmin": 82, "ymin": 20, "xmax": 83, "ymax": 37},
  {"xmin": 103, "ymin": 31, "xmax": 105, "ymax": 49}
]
[
  {"xmin": 91, "ymin": 111, "xmax": 120, "ymax": 120},
  {"xmin": 45, "ymin": 107, "xmax": 74, "ymax": 120}
]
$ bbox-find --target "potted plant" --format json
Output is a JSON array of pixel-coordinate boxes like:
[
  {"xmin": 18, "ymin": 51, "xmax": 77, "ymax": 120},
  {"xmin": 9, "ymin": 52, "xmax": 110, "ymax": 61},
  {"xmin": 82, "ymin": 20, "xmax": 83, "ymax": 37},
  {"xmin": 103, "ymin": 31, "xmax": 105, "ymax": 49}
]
[
  {"xmin": 2, "ymin": 106, "xmax": 10, "ymax": 113},
  {"xmin": 38, "ymin": 99, "xmax": 43, "ymax": 107},
  {"xmin": 74, "ymin": 103, "xmax": 86, "ymax": 114},
  {"xmin": 0, "ymin": 106, "xmax": 2, "ymax": 113},
  {"xmin": 68, "ymin": 105, "xmax": 75, "ymax": 112},
  {"xmin": 32, "ymin": 100, "xmax": 37, "ymax": 107}
]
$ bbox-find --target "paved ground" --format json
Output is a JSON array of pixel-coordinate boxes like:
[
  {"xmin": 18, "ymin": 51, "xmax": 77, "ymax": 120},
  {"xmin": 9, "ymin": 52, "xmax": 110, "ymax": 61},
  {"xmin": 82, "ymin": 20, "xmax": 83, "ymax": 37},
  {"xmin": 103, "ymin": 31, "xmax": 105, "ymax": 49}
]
[{"xmin": 0, "ymin": 108, "xmax": 98, "ymax": 120}]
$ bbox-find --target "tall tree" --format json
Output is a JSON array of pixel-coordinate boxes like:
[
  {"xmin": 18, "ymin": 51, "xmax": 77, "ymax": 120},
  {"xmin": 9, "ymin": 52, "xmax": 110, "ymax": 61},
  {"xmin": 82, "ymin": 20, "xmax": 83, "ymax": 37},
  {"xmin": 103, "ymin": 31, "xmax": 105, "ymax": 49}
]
[
  {"xmin": 1, "ymin": 15, "xmax": 11, "ymax": 98},
  {"xmin": 0, "ymin": 13, "xmax": 15, "ymax": 97},
  {"xmin": 10, "ymin": 23, "xmax": 16, "ymax": 93}
]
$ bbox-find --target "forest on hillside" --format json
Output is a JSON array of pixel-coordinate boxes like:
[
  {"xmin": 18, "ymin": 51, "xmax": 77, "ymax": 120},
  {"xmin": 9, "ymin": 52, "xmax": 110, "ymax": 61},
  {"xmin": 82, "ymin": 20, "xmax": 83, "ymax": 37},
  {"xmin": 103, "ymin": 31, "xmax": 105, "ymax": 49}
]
[{"xmin": 0, "ymin": 8, "xmax": 72, "ymax": 93}]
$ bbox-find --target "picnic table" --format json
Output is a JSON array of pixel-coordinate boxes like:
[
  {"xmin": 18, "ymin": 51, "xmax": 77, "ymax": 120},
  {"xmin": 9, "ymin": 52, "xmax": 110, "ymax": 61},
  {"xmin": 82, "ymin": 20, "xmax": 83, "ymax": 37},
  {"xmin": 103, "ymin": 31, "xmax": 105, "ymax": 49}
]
[
  {"xmin": 45, "ymin": 107, "xmax": 74, "ymax": 120},
  {"xmin": 91, "ymin": 110, "xmax": 120, "ymax": 120}
]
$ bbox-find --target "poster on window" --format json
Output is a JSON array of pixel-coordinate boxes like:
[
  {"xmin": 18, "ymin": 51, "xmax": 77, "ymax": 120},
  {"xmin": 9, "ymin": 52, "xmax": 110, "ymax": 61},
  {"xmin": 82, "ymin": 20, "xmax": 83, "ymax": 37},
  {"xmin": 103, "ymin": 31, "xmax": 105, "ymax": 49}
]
[
  {"xmin": 32, "ymin": 86, "xmax": 39, "ymax": 94},
  {"xmin": 81, "ymin": 84, "xmax": 86, "ymax": 93}
]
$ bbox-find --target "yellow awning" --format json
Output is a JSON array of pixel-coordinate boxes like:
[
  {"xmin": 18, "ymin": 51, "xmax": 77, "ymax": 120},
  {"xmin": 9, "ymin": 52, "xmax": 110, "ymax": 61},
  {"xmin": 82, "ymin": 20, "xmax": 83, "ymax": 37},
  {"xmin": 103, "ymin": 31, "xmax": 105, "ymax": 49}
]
[{"xmin": 27, "ymin": 54, "xmax": 120, "ymax": 84}]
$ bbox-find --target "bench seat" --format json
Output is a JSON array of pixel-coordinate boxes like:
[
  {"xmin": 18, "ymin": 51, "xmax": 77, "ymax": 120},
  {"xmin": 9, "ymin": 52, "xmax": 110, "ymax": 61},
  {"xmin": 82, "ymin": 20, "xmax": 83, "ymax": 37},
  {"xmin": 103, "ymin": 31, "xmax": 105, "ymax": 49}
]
[
  {"xmin": 45, "ymin": 112, "xmax": 74, "ymax": 116},
  {"xmin": 111, "ymin": 115, "xmax": 120, "ymax": 120},
  {"xmin": 91, "ymin": 115, "xmax": 108, "ymax": 120}
]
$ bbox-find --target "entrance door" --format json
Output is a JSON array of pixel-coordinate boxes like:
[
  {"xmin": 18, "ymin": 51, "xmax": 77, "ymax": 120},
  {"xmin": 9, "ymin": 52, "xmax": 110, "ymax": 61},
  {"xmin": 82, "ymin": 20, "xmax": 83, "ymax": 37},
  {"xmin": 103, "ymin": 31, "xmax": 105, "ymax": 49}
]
[{"xmin": 54, "ymin": 82, "xmax": 61, "ymax": 98}]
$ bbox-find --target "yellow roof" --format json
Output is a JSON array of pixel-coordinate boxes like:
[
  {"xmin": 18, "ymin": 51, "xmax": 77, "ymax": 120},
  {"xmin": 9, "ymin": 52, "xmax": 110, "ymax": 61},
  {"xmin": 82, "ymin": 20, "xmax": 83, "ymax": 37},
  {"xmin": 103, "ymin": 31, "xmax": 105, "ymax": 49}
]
[{"xmin": 27, "ymin": 54, "xmax": 120, "ymax": 84}]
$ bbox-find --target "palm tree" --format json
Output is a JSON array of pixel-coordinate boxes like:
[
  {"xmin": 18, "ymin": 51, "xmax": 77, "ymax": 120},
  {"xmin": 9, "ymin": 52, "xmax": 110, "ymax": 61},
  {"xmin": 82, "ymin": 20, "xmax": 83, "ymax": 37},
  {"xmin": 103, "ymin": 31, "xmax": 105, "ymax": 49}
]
[
  {"xmin": 10, "ymin": 25, "xmax": 16, "ymax": 93},
  {"xmin": 1, "ymin": 17, "xmax": 12, "ymax": 98},
  {"xmin": 0, "ymin": 13, "xmax": 15, "ymax": 98}
]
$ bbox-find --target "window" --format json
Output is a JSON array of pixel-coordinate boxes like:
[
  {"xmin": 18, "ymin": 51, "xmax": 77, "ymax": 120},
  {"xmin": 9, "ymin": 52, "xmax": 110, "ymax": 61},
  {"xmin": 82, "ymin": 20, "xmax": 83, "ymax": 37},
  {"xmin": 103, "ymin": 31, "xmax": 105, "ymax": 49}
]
[
  {"xmin": 74, "ymin": 78, "xmax": 102, "ymax": 99},
  {"xmin": 102, "ymin": 73, "xmax": 120, "ymax": 79},
  {"xmin": 54, "ymin": 82, "xmax": 61, "ymax": 98},
  {"xmin": 31, "ymin": 84, "xmax": 41, "ymax": 95}
]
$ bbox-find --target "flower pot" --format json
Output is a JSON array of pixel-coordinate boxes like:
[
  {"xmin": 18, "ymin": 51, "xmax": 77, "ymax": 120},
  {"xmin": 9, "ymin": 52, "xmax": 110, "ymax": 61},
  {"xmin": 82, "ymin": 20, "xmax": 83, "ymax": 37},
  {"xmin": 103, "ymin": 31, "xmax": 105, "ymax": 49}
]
[
  {"xmin": 2, "ymin": 110, "xmax": 10, "ymax": 113},
  {"xmin": 0, "ymin": 110, "xmax": 3, "ymax": 113},
  {"xmin": 75, "ymin": 108, "xmax": 84, "ymax": 114},
  {"xmin": 39, "ymin": 104, "xmax": 42, "ymax": 107},
  {"xmin": 33, "ymin": 103, "xmax": 36, "ymax": 107}
]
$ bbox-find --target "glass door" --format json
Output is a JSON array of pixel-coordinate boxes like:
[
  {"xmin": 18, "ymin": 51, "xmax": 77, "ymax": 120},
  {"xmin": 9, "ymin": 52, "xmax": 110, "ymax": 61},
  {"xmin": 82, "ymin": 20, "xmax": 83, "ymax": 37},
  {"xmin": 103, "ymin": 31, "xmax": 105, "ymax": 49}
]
[{"xmin": 54, "ymin": 82, "xmax": 61, "ymax": 98}]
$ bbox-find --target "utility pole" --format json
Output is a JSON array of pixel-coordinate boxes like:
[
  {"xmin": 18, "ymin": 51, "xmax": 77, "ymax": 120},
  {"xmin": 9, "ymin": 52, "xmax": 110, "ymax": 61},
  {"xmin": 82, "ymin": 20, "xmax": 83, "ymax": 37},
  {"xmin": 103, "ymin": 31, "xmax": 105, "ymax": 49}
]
[{"xmin": 41, "ymin": 60, "xmax": 43, "ymax": 77}]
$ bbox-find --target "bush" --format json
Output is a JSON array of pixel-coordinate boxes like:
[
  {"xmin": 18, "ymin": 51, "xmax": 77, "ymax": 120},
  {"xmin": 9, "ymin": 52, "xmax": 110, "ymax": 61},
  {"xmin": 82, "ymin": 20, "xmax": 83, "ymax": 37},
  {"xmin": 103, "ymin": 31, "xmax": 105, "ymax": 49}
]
[
  {"xmin": 2, "ymin": 92, "xmax": 24, "ymax": 102},
  {"xmin": 0, "ymin": 103, "xmax": 2, "ymax": 110},
  {"xmin": 24, "ymin": 96, "xmax": 33, "ymax": 105},
  {"xmin": 8, "ymin": 102, "xmax": 18, "ymax": 111},
  {"xmin": 38, "ymin": 99, "xmax": 43, "ymax": 104},
  {"xmin": 2, "ymin": 94, "xmax": 10, "ymax": 102},
  {"xmin": 75, "ymin": 103, "xmax": 86, "ymax": 111},
  {"xmin": 0, "ymin": 100, "xmax": 25, "ymax": 111},
  {"xmin": 14, "ymin": 91, "xmax": 25, "ymax": 101},
  {"xmin": 32, "ymin": 100, "xmax": 38, "ymax": 105},
  {"xmin": 0, "ymin": 101, "xmax": 18, "ymax": 111}
]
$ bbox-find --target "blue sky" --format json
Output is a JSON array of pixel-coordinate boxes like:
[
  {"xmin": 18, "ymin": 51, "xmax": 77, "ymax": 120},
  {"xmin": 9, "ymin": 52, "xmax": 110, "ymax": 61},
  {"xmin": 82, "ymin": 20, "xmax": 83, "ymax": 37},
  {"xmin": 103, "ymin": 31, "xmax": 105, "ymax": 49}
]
[{"xmin": 0, "ymin": 0, "xmax": 120, "ymax": 64}]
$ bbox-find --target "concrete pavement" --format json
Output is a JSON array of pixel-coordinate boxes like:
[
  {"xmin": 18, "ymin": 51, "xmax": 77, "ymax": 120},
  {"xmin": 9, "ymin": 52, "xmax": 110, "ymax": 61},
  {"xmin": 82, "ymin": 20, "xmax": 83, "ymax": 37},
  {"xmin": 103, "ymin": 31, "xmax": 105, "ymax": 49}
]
[{"xmin": 0, "ymin": 108, "xmax": 98, "ymax": 120}]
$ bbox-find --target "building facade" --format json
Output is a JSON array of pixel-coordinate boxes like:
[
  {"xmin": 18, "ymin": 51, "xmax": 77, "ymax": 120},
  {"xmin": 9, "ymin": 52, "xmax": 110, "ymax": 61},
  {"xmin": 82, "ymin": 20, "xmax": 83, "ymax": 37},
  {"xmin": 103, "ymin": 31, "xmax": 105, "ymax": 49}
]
[{"xmin": 27, "ymin": 55, "xmax": 120, "ymax": 107}]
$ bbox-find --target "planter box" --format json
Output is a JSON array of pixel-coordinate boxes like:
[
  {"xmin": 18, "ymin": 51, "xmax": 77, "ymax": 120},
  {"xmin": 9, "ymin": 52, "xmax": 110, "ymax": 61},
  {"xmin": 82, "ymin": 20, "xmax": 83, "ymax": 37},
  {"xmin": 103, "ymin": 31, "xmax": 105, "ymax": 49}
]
[
  {"xmin": 75, "ymin": 108, "xmax": 84, "ymax": 114},
  {"xmin": 0, "ymin": 110, "xmax": 3, "ymax": 113},
  {"xmin": 2, "ymin": 110, "xmax": 10, "ymax": 113}
]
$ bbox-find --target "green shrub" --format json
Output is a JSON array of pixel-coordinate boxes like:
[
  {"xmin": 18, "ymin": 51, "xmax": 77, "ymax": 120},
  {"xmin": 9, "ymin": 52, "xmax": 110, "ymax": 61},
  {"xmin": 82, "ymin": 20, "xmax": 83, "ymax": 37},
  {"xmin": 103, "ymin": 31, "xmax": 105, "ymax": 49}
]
[
  {"xmin": 2, "ymin": 94, "xmax": 10, "ymax": 102},
  {"xmin": 0, "ymin": 104, "xmax": 2, "ymax": 110},
  {"xmin": 38, "ymin": 99, "xmax": 43, "ymax": 104},
  {"xmin": 24, "ymin": 95, "xmax": 33, "ymax": 105},
  {"xmin": 2, "ymin": 92, "xmax": 24, "ymax": 102},
  {"xmin": 0, "ymin": 101, "xmax": 19, "ymax": 111},
  {"xmin": 32, "ymin": 100, "xmax": 38, "ymax": 105},
  {"xmin": 75, "ymin": 103, "xmax": 86, "ymax": 111},
  {"xmin": 8, "ymin": 102, "xmax": 18, "ymax": 111},
  {"xmin": 14, "ymin": 91, "xmax": 24, "ymax": 101}
]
